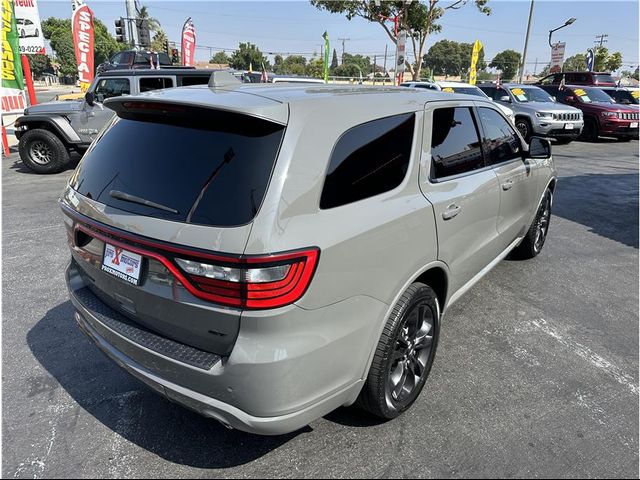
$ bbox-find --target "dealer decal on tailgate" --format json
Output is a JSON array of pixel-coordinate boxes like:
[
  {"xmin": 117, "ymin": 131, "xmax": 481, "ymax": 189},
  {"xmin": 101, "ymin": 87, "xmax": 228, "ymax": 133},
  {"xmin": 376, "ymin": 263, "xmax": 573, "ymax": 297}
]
[{"xmin": 101, "ymin": 243, "xmax": 143, "ymax": 285}]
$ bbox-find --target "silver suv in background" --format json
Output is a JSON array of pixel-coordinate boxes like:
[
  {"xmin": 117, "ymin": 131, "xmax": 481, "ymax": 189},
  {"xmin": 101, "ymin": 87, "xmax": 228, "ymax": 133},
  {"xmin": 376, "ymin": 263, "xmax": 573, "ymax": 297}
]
[
  {"xmin": 478, "ymin": 83, "xmax": 583, "ymax": 143},
  {"xmin": 402, "ymin": 81, "xmax": 516, "ymax": 123},
  {"xmin": 62, "ymin": 82, "xmax": 556, "ymax": 435}
]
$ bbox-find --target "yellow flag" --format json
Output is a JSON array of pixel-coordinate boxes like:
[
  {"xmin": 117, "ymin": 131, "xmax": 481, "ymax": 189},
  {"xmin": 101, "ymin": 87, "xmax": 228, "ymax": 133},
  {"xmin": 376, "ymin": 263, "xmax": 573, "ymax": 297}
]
[{"xmin": 469, "ymin": 40, "xmax": 483, "ymax": 85}]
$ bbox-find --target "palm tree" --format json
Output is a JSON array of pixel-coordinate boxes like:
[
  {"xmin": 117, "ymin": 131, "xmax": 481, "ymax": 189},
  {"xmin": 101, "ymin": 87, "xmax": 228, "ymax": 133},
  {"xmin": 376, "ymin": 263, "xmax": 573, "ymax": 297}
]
[{"xmin": 137, "ymin": 4, "xmax": 161, "ymax": 32}]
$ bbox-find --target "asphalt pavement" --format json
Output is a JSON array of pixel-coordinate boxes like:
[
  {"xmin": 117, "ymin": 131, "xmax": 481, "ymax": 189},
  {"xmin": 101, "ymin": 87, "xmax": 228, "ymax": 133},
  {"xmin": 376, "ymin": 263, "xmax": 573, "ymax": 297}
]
[{"xmin": 2, "ymin": 138, "xmax": 638, "ymax": 478}]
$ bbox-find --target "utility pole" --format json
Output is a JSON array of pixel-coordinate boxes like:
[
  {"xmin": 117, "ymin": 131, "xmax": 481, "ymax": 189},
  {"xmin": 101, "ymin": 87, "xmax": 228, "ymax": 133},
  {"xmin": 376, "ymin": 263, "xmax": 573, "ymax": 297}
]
[
  {"xmin": 533, "ymin": 57, "xmax": 538, "ymax": 76},
  {"xmin": 338, "ymin": 37, "xmax": 350, "ymax": 64},
  {"xmin": 518, "ymin": 0, "xmax": 535, "ymax": 84},
  {"xmin": 125, "ymin": 0, "xmax": 139, "ymax": 48},
  {"xmin": 383, "ymin": 44, "xmax": 388, "ymax": 83},
  {"xmin": 594, "ymin": 33, "xmax": 608, "ymax": 49}
]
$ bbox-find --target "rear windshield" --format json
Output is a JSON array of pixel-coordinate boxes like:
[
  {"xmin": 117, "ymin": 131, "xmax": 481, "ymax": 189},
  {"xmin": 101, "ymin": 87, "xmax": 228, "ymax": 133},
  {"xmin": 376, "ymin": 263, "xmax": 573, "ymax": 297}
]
[
  {"xmin": 70, "ymin": 108, "xmax": 285, "ymax": 227},
  {"xmin": 442, "ymin": 87, "xmax": 487, "ymax": 98}
]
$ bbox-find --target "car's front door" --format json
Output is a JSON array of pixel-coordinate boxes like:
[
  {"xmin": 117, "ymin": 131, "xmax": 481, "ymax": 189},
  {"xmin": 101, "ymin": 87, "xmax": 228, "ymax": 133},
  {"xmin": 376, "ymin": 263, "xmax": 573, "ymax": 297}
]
[
  {"xmin": 420, "ymin": 101, "xmax": 503, "ymax": 294},
  {"xmin": 476, "ymin": 105, "xmax": 536, "ymax": 248},
  {"xmin": 74, "ymin": 77, "xmax": 131, "ymax": 144}
]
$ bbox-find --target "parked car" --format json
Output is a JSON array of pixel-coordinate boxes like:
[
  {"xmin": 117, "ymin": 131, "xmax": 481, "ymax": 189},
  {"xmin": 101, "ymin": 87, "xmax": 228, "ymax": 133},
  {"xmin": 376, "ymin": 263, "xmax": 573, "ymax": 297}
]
[
  {"xmin": 401, "ymin": 81, "xmax": 516, "ymax": 123},
  {"xmin": 61, "ymin": 82, "xmax": 556, "ymax": 435},
  {"xmin": 478, "ymin": 83, "xmax": 583, "ymax": 143},
  {"xmin": 14, "ymin": 68, "xmax": 214, "ymax": 173},
  {"xmin": 599, "ymin": 86, "xmax": 639, "ymax": 106},
  {"xmin": 400, "ymin": 81, "xmax": 439, "ymax": 90},
  {"xmin": 96, "ymin": 50, "xmax": 173, "ymax": 74},
  {"xmin": 536, "ymin": 71, "xmax": 616, "ymax": 87},
  {"xmin": 539, "ymin": 84, "xmax": 639, "ymax": 141},
  {"xmin": 16, "ymin": 18, "xmax": 39, "ymax": 38}
]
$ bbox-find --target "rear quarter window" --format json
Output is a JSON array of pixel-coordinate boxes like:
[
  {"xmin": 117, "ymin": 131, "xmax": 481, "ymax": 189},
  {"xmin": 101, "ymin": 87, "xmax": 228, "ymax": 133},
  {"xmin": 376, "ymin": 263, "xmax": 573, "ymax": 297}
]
[{"xmin": 320, "ymin": 113, "xmax": 415, "ymax": 209}]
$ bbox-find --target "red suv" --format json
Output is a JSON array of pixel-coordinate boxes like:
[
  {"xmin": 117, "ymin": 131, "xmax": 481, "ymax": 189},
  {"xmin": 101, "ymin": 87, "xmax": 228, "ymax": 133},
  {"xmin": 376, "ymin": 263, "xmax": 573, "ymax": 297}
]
[
  {"xmin": 540, "ymin": 85, "xmax": 639, "ymax": 141},
  {"xmin": 537, "ymin": 71, "xmax": 616, "ymax": 87}
]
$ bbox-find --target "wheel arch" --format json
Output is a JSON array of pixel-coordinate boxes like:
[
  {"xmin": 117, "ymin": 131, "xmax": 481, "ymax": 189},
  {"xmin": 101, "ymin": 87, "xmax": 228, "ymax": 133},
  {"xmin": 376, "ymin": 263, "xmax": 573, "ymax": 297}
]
[{"xmin": 16, "ymin": 115, "xmax": 82, "ymax": 145}]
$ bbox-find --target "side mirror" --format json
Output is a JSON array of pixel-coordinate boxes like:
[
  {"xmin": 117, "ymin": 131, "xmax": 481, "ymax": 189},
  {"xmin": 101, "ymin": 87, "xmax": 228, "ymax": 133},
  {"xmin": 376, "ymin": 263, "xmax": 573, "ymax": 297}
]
[
  {"xmin": 528, "ymin": 136, "xmax": 551, "ymax": 159},
  {"xmin": 551, "ymin": 96, "xmax": 557, "ymax": 102},
  {"xmin": 565, "ymin": 96, "xmax": 576, "ymax": 103},
  {"xmin": 499, "ymin": 95, "xmax": 511, "ymax": 103},
  {"xmin": 85, "ymin": 91, "xmax": 95, "ymax": 106}
]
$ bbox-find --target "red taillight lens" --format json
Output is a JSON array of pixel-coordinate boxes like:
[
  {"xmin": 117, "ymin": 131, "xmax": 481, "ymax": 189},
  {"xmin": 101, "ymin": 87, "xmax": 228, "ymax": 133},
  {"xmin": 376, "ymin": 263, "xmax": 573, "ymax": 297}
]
[{"xmin": 176, "ymin": 248, "xmax": 320, "ymax": 309}]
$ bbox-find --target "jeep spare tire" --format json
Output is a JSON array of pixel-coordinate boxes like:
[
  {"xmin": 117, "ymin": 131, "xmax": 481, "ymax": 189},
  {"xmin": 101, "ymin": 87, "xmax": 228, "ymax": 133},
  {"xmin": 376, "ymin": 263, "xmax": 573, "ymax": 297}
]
[{"xmin": 18, "ymin": 129, "xmax": 70, "ymax": 174}]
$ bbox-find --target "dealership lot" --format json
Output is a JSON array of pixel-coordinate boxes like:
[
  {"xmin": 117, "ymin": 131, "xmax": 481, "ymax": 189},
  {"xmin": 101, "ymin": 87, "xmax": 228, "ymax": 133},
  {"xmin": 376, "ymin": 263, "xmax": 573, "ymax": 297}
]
[{"xmin": 2, "ymin": 139, "xmax": 638, "ymax": 478}]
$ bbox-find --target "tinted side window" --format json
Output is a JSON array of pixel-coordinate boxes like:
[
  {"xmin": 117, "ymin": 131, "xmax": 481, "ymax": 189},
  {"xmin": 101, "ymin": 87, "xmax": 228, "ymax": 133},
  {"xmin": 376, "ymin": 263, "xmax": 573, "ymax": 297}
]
[
  {"xmin": 111, "ymin": 53, "xmax": 122, "ymax": 64},
  {"xmin": 478, "ymin": 107, "xmax": 522, "ymax": 165},
  {"xmin": 430, "ymin": 107, "xmax": 484, "ymax": 179},
  {"xmin": 320, "ymin": 114, "xmax": 414, "ymax": 209},
  {"xmin": 180, "ymin": 76, "xmax": 211, "ymax": 86},
  {"xmin": 139, "ymin": 77, "xmax": 174, "ymax": 92},
  {"xmin": 94, "ymin": 78, "xmax": 130, "ymax": 102}
]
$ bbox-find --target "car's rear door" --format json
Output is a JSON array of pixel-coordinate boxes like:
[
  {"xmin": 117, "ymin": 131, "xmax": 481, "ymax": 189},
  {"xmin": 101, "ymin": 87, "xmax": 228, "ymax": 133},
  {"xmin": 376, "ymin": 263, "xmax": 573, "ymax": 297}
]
[
  {"xmin": 420, "ymin": 100, "xmax": 502, "ymax": 294},
  {"xmin": 476, "ymin": 104, "xmax": 536, "ymax": 249}
]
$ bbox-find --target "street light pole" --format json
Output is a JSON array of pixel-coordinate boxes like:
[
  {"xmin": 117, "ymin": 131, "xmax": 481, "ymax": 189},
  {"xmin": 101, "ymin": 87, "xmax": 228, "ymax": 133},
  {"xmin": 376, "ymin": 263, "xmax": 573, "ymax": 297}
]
[
  {"xmin": 518, "ymin": 0, "xmax": 535, "ymax": 84},
  {"xmin": 548, "ymin": 17, "xmax": 577, "ymax": 48}
]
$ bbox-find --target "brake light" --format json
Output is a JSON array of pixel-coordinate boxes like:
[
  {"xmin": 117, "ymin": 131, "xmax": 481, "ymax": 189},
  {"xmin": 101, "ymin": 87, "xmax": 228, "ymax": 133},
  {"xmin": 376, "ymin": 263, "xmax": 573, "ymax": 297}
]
[{"xmin": 175, "ymin": 249, "xmax": 320, "ymax": 309}]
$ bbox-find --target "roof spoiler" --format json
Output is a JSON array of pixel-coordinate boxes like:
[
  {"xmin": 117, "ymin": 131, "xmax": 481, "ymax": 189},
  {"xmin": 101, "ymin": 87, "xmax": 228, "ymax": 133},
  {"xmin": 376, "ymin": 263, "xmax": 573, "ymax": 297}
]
[{"xmin": 208, "ymin": 70, "xmax": 242, "ymax": 88}]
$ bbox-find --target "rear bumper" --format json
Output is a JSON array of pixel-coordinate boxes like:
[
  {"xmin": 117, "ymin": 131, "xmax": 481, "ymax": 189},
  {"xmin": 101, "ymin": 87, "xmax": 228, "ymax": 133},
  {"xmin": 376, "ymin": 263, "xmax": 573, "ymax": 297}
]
[{"xmin": 67, "ymin": 263, "xmax": 385, "ymax": 435}]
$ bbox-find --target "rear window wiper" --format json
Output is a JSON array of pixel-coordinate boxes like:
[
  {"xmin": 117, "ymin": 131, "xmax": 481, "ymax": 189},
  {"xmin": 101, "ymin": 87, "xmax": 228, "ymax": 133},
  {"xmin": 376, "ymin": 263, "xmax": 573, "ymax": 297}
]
[{"xmin": 109, "ymin": 190, "xmax": 179, "ymax": 214}]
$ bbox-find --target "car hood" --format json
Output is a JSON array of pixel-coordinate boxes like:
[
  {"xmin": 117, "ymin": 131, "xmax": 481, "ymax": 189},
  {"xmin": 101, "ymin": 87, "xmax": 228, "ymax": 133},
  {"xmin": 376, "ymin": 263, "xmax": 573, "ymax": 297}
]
[
  {"xmin": 577, "ymin": 102, "xmax": 637, "ymax": 113},
  {"xmin": 515, "ymin": 101, "xmax": 580, "ymax": 113},
  {"xmin": 25, "ymin": 100, "xmax": 86, "ymax": 115}
]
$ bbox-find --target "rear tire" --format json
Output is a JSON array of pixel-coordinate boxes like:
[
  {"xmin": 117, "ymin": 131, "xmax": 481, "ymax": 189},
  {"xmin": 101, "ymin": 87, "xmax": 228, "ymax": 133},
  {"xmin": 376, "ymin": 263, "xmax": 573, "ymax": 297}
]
[
  {"xmin": 512, "ymin": 189, "xmax": 552, "ymax": 260},
  {"xmin": 18, "ymin": 129, "xmax": 70, "ymax": 174},
  {"xmin": 357, "ymin": 282, "xmax": 440, "ymax": 419}
]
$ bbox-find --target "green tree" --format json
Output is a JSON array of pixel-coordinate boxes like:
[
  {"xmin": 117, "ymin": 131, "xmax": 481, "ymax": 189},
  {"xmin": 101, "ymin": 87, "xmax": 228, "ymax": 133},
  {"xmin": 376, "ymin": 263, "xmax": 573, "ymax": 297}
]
[
  {"xmin": 150, "ymin": 29, "xmax": 168, "ymax": 54},
  {"xmin": 330, "ymin": 48, "xmax": 339, "ymax": 71},
  {"xmin": 229, "ymin": 42, "xmax": 269, "ymax": 70},
  {"xmin": 489, "ymin": 49, "xmax": 521, "ymax": 80},
  {"xmin": 562, "ymin": 53, "xmax": 586, "ymax": 72},
  {"xmin": 42, "ymin": 17, "xmax": 125, "ymax": 78},
  {"xmin": 137, "ymin": 5, "xmax": 161, "ymax": 32},
  {"xmin": 27, "ymin": 54, "xmax": 53, "ymax": 77},
  {"xmin": 210, "ymin": 50, "xmax": 231, "ymax": 64},
  {"xmin": 342, "ymin": 52, "xmax": 371, "ymax": 72},
  {"xmin": 310, "ymin": 0, "xmax": 491, "ymax": 81},
  {"xmin": 423, "ymin": 40, "xmax": 485, "ymax": 78},
  {"xmin": 423, "ymin": 39, "xmax": 461, "ymax": 77},
  {"xmin": 306, "ymin": 58, "xmax": 324, "ymax": 78},
  {"xmin": 593, "ymin": 47, "xmax": 623, "ymax": 72}
]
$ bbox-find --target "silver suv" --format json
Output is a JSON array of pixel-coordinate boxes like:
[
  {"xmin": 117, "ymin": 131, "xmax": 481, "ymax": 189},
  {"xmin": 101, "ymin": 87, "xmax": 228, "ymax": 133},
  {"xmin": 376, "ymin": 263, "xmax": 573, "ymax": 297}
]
[
  {"xmin": 478, "ymin": 83, "xmax": 584, "ymax": 144},
  {"xmin": 61, "ymin": 83, "xmax": 557, "ymax": 435}
]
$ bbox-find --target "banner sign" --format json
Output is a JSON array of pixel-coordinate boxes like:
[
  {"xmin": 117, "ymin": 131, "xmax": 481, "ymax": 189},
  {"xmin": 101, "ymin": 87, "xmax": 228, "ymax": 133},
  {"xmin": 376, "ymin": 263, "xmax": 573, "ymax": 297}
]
[
  {"xmin": 1, "ymin": 0, "xmax": 27, "ymax": 113},
  {"xmin": 586, "ymin": 48, "xmax": 595, "ymax": 72},
  {"xmin": 469, "ymin": 40, "xmax": 483, "ymax": 85},
  {"xmin": 550, "ymin": 42, "xmax": 566, "ymax": 74},
  {"xmin": 322, "ymin": 30, "xmax": 329, "ymax": 83},
  {"xmin": 181, "ymin": 17, "xmax": 195, "ymax": 67},
  {"xmin": 71, "ymin": 1, "xmax": 94, "ymax": 92},
  {"xmin": 14, "ymin": 0, "xmax": 44, "ymax": 54}
]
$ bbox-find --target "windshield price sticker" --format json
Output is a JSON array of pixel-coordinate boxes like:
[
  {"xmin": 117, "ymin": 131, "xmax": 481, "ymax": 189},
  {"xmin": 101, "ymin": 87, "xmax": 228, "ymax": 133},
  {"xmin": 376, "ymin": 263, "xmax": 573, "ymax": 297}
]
[
  {"xmin": 632, "ymin": 91, "xmax": 640, "ymax": 99},
  {"xmin": 442, "ymin": 87, "xmax": 455, "ymax": 93},
  {"xmin": 511, "ymin": 88, "xmax": 527, "ymax": 101}
]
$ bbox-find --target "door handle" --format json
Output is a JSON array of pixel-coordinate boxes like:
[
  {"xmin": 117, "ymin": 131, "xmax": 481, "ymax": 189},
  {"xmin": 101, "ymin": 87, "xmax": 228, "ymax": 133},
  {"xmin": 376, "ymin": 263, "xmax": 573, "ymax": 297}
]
[
  {"xmin": 502, "ymin": 178, "xmax": 514, "ymax": 191},
  {"xmin": 442, "ymin": 204, "xmax": 461, "ymax": 220}
]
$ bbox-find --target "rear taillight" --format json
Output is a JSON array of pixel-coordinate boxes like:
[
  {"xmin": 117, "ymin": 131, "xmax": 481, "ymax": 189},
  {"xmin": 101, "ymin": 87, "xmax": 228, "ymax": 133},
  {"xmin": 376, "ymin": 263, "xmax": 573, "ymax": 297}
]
[{"xmin": 175, "ymin": 249, "xmax": 320, "ymax": 309}]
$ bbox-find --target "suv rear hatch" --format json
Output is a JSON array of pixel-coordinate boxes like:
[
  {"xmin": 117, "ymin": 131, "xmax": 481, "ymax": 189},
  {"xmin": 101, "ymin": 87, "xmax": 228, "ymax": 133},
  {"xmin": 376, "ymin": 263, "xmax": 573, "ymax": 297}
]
[{"xmin": 61, "ymin": 93, "xmax": 288, "ymax": 356}]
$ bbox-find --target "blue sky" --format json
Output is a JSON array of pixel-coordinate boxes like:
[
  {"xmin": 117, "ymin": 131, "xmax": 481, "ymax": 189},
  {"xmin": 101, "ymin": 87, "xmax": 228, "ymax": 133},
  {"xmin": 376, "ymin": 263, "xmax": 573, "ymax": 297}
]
[{"xmin": 38, "ymin": 0, "xmax": 639, "ymax": 74}]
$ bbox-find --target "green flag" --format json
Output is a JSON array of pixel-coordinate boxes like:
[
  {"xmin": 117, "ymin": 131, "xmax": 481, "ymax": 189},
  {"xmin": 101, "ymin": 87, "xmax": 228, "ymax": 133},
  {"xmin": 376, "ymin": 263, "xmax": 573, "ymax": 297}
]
[
  {"xmin": 322, "ymin": 31, "xmax": 329, "ymax": 83},
  {"xmin": 1, "ymin": 0, "xmax": 26, "ymax": 113}
]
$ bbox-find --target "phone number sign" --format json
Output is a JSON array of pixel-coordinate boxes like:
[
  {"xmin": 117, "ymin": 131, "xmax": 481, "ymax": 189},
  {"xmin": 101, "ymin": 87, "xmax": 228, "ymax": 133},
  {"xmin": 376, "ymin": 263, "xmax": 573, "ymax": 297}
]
[{"xmin": 15, "ymin": 0, "xmax": 46, "ymax": 55}]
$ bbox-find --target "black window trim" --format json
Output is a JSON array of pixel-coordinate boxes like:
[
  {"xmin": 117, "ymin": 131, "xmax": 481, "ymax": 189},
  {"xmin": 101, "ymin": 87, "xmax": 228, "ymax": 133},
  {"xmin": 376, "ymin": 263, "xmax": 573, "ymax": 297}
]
[
  {"xmin": 427, "ymin": 104, "xmax": 488, "ymax": 184},
  {"xmin": 319, "ymin": 111, "xmax": 419, "ymax": 209}
]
